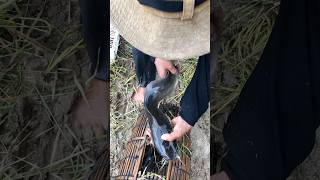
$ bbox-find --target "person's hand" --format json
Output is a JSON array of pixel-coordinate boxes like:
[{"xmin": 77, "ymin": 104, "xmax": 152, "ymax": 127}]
[
  {"xmin": 154, "ymin": 58, "xmax": 178, "ymax": 78},
  {"xmin": 161, "ymin": 116, "xmax": 192, "ymax": 141},
  {"xmin": 71, "ymin": 79, "xmax": 108, "ymax": 137}
]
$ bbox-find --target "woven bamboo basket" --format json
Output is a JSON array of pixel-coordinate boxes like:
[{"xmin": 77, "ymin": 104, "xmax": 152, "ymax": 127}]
[
  {"xmin": 113, "ymin": 104, "xmax": 191, "ymax": 180},
  {"xmin": 88, "ymin": 104, "xmax": 191, "ymax": 180}
]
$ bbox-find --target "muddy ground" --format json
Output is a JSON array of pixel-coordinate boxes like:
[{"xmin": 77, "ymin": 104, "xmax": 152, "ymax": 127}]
[{"xmin": 0, "ymin": 0, "xmax": 106, "ymax": 179}]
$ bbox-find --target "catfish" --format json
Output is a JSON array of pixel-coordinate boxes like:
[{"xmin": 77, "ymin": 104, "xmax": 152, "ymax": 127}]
[{"xmin": 144, "ymin": 72, "xmax": 179, "ymax": 160}]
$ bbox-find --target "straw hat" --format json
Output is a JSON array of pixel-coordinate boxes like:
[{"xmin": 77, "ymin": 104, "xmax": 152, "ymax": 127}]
[{"xmin": 110, "ymin": 0, "xmax": 210, "ymax": 60}]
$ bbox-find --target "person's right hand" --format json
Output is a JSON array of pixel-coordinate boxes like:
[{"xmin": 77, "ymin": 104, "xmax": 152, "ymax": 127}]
[
  {"xmin": 161, "ymin": 116, "xmax": 192, "ymax": 142},
  {"xmin": 154, "ymin": 58, "xmax": 178, "ymax": 78}
]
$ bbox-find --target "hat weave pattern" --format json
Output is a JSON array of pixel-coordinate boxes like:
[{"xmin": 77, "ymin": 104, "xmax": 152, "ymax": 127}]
[{"xmin": 111, "ymin": 0, "xmax": 210, "ymax": 60}]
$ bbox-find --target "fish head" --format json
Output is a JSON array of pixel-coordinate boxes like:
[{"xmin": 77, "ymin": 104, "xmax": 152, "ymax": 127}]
[{"xmin": 144, "ymin": 72, "xmax": 178, "ymax": 105}]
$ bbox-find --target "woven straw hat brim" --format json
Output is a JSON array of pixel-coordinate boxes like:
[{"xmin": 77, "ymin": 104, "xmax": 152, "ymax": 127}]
[{"xmin": 111, "ymin": 0, "xmax": 210, "ymax": 60}]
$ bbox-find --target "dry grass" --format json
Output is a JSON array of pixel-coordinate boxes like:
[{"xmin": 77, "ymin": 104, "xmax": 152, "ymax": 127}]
[
  {"xmin": 211, "ymin": 0, "xmax": 280, "ymax": 173},
  {"xmin": 0, "ymin": 1, "xmax": 105, "ymax": 179}
]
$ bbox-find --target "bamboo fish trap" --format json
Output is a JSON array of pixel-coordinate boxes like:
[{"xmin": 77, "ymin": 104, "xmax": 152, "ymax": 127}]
[{"xmin": 114, "ymin": 104, "xmax": 191, "ymax": 180}]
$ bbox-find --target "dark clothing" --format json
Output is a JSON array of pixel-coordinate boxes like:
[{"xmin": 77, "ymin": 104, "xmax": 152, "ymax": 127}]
[
  {"xmin": 138, "ymin": 0, "xmax": 206, "ymax": 12},
  {"xmin": 223, "ymin": 0, "xmax": 320, "ymax": 179},
  {"xmin": 132, "ymin": 48, "xmax": 210, "ymax": 126},
  {"xmin": 132, "ymin": 48, "xmax": 156, "ymax": 87},
  {"xmin": 79, "ymin": 0, "xmax": 108, "ymax": 81}
]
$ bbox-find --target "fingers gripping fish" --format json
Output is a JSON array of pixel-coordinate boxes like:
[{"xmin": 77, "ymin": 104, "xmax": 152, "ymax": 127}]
[{"xmin": 144, "ymin": 72, "xmax": 179, "ymax": 161}]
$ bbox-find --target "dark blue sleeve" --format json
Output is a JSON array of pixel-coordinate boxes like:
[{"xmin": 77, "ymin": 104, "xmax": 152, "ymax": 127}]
[
  {"xmin": 132, "ymin": 47, "xmax": 156, "ymax": 87},
  {"xmin": 179, "ymin": 54, "xmax": 210, "ymax": 126},
  {"xmin": 79, "ymin": 0, "xmax": 108, "ymax": 81}
]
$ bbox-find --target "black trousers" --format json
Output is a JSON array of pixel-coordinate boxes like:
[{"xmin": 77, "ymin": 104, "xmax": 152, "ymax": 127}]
[
  {"xmin": 132, "ymin": 48, "xmax": 210, "ymax": 126},
  {"xmin": 223, "ymin": 0, "xmax": 320, "ymax": 179},
  {"xmin": 132, "ymin": 48, "xmax": 156, "ymax": 87},
  {"xmin": 79, "ymin": 0, "xmax": 108, "ymax": 81}
]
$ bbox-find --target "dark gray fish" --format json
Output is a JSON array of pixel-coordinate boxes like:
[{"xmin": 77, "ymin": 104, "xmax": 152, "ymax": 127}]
[{"xmin": 144, "ymin": 72, "xmax": 179, "ymax": 160}]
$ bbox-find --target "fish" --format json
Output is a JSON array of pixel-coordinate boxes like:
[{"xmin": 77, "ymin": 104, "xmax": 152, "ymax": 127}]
[
  {"xmin": 144, "ymin": 72, "xmax": 179, "ymax": 161},
  {"xmin": 140, "ymin": 144, "xmax": 162, "ymax": 173}
]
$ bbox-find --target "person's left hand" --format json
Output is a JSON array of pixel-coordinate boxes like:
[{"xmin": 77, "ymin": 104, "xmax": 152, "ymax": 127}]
[
  {"xmin": 161, "ymin": 116, "xmax": 192, "ymax": 141},
  {"xmin": 154, "ymin": 58, "xmax": 178, "ymax": 78}
]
